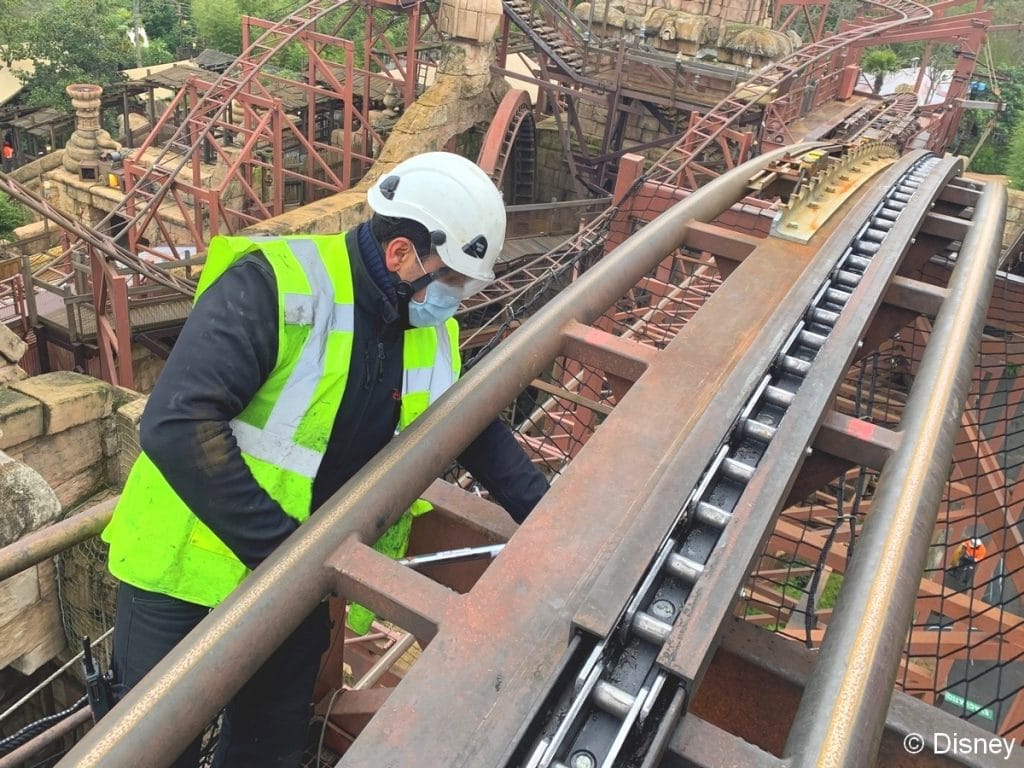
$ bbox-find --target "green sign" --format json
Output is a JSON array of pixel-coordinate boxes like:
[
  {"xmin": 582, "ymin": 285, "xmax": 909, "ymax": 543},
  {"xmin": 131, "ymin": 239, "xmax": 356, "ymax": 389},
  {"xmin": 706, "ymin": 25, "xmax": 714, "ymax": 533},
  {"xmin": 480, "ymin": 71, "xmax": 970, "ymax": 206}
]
[{"xmin": 942, "ymin": 691, "xmax": 996, "ymax": 721}]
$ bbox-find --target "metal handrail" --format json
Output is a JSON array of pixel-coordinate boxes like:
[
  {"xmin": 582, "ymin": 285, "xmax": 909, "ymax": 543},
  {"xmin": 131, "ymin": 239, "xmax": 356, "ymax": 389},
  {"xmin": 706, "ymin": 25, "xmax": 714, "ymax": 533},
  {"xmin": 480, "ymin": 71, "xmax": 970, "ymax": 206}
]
[
  {"xmin": 53, "ymin": 144, "xmax": 799, "ymax": 768},
  {"xmin": 784, "ymin": 177, "xmax": 1007, "ymax": 767}
]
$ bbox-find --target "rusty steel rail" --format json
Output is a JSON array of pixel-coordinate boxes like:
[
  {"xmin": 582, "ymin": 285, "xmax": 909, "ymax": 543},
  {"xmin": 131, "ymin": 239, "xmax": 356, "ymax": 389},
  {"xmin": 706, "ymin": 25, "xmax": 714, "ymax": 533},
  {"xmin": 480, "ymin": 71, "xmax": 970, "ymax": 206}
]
[
  {"xmin": 334, "ymin": 151, "xmax": 1001, "ymax": 768},
  {"xmin": 0, "ymin": 497, "xmax": 116, "ymax": 583},
  {"xmin": 784, "ymin": 179, "xmax": 1008, "ymax": 768},
  {"xmin": 500, "ymin": 150, "xmax": 960, "ymax": 768},
  {"xmin": 54, "ymin": 144, "xmax": 804, "ymax": 768},
  {"xmin": 0, "ymin": 705, "xmax": 91, "ymax": 768}
]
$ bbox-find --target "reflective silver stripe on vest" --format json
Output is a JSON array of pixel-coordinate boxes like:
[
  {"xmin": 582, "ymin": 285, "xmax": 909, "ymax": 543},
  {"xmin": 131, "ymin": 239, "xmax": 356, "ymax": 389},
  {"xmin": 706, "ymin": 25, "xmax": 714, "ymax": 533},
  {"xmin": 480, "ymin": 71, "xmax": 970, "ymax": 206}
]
[
  {"xmin": 402, "ymin": 326, "xmax": 457, "ymax": 406},
  {"xmin": 284, "ymin": 293, "xmax": 316, "ymax": 325},
  {"xmin": 230, "ymin": 420, "xmax": 322, "ymax": 478},
  {"xmin": 431, "ymin": 329, "xmax": 456, "ymax": 404},
  {"xmin": 231, "ymin": 238, "xmax": 354, "ymax": 476}
]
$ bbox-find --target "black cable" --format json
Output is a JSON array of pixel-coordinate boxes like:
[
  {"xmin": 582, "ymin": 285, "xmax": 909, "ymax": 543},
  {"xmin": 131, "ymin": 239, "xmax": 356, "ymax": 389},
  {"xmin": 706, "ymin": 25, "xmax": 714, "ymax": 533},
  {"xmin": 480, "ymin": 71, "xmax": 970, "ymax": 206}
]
[{"xmin": 0, "ymin": 695, "xmax": 89, "ymax": 757}]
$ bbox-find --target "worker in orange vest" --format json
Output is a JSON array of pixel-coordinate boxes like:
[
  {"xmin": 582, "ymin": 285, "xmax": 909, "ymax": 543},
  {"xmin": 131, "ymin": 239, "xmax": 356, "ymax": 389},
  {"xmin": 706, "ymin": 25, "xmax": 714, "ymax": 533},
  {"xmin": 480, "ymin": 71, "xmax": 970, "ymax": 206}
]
[{"xmin": 950, "ymin": 537, "xmax": 987, "ymax": 581}]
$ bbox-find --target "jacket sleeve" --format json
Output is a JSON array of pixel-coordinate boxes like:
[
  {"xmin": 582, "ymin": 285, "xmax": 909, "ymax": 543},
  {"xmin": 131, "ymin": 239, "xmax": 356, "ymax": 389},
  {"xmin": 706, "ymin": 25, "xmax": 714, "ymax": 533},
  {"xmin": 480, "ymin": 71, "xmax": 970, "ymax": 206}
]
[
  {"xmin": 457, "ymin": 418, "xmax": 549, "ymax": 524},
  {"xmin": 139, "ymin": 255, "xmax": 298, "ymax": 570}
]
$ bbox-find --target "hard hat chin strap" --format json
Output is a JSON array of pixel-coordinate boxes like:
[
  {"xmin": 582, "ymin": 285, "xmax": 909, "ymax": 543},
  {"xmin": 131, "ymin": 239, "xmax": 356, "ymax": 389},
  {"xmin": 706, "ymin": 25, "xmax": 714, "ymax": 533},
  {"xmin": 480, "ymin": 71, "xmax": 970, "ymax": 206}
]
[{"xmin": 394, "ymin": 271, "xmax": 436, "ymax": 303}]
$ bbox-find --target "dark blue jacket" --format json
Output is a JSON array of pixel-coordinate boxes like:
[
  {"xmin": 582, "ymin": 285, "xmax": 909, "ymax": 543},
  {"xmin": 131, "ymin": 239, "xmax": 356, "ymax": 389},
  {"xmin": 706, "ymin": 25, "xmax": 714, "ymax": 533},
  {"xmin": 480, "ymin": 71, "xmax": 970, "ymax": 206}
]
[{"xmin": 140, "ymin": 228, "xmax": 548, "ymax": 570}]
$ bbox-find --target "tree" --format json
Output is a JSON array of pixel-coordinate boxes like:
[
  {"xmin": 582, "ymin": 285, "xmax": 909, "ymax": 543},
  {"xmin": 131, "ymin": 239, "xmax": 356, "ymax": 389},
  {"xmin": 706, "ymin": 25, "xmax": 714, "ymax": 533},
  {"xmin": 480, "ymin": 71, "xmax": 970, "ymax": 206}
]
[
  {"xmin": 18, "ymin": 0, "xmax": 133, "ymax": 110},
  {"xmin": 861, "ymin": 48, "xmax": 902, "ymax": 95},
  {"xmin": 140, "ymin": 0, "xmax": 193, "ymax": 58},
  {"xmin": 192, "ymin": 0, "xmax": 243, "ymax": 54},
  {"xmin": 988, "ymin": 0, "xmax": 1024, "ymax": 68},
  {"xmin": 139, "ymin": 37, "xmax": 174, "ymax": 67},
  {"xmin": 192, "ymin": 0, "xmax": 284, "ymax": 56},
  {"xmin": 0, "ymin": 0, "xmax": 32, "ymax": 67},
  {"xmin": 959, "ymin": 66, "xmax": 1024, "ymax": 175},
  {"xmin": 0, "ymin": 193, "xmax": 25, "ymax": 239},
  {"xmin": 923, "ymin": 45, "xmax": 957, "ymax": 104}
]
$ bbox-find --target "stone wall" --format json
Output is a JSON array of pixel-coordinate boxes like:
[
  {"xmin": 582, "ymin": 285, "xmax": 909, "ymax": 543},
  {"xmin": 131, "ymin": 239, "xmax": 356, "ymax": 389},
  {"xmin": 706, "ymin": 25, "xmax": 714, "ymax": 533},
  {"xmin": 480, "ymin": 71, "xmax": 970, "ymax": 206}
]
[
  {"xmin": 536, "ymin": 120, "xmax": 581, "ymax": 203},
  {"xmin": 0, "ymin": 453, "xmax": 63, "ymax": 677},
  {"xmin": 1, "ymin": 373, "xmax": 127, "ymax": 509},
  {"xmin": 0, "ymin": 368, "xmax": 141, "ymax": 684},
  {"xmin": 675, "ymin": 0, "xmax": 770, "ymax": 26},
  {"xmin": 7, "ymin": 151, "xmax": 65, "ymax": 202},
  {"xmin": 0, "ymin": 324, "xmax": 27, "ymax": 387},
  {"xmin": 37, "ymin": 165, "xmax": 125, "ymax": 234},
  {"xmin": 575, "ymin": 99, "xmax": 672, "ymax": 156}
]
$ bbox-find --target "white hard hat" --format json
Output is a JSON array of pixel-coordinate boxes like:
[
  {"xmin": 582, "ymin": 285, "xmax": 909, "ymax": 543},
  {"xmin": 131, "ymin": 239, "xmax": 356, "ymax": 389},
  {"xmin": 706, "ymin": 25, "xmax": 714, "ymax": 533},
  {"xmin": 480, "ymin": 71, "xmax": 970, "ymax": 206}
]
[{"xmin": 367, "ymin": 152, "xmax": 505, "ymax": 296}]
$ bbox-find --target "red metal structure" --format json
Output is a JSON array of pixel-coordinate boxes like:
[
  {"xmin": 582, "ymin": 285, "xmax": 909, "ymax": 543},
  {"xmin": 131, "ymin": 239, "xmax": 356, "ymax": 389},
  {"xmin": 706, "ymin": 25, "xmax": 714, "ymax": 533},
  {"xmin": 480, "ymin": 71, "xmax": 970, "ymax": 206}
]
[
  {"xmin": 0, "ymin": 0, "xmax": 1021, "ymax": 758},
  {"xmin": 122, "ymin": 0, "xmax": 441, "ymax": 256},
  {"xmin": 0, "ymin": 0, "xmax": 442, "ymax": 388},
  {"xmin": 0, "ymin": 0, "xmax": 1000, "ymax": 394}
]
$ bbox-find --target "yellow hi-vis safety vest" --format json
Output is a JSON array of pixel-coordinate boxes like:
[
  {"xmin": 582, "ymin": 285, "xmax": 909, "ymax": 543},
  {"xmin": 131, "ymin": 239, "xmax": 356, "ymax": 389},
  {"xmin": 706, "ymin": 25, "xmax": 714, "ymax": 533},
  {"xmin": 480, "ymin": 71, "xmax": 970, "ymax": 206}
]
[{"xmin": 102, "ymin": 234, "xmax": 460, "ymax": 608}]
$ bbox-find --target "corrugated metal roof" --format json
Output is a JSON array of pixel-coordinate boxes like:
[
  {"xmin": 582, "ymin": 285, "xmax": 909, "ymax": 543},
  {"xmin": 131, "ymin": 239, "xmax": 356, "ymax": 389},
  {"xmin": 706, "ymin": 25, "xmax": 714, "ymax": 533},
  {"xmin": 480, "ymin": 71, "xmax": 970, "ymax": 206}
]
[{"xmin": 0, "ymin": 60, "xmax": 35, "ymax": 107}]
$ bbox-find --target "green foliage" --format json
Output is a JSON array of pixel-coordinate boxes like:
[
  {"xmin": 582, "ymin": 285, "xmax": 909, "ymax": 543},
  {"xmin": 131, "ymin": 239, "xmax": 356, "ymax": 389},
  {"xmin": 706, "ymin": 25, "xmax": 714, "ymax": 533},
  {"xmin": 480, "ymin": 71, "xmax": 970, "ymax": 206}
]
[
  {"xmin": 969, "ymin": 138, "xmax": 1005, "ymax": 175},
  {"xmin": 958, "ymin": 67, "xmax": 1024, "ymax": 176},
  {"xmin": 988, "ymin": 1, "xmax": 1024, "ymax": 67},
  {"xmin": 269, "ymin": 42, "xmax": 307, "ymax": 76},
  {"xmin": 0, "ymin": 0, "xmax": 32, "ymax": 66},
  {"xmin": 816, "ymin": 572, "xmax": 844, "ymax": 610},
  {"xmin": 140, "ymin": 37, "xmax": 174, "ymax": 67},
  {"xmin": 18, "ymin": 0, "xmax": 133, "ymax": 111},
  {"xmin": 192, "ymin": 0, "xmax": 244, "ymax": 54},
  {"xmin": 0, "ymin": 193, "xmax": 25, "ymax": 239},
  {"xmin": 140, "ymin": 0, "xmax": 181, "ymax": 41},
  {"xmin": 784, "ymin": 0, "xmax": 858, "ymax": 41},
  {"xmin": 134, "ymin": 0, "xmax": 193, "ymax": 61},
  {"xmin": 1007, "ymin": 119, "xmax": 1024, "ymax": 190},
  {"xmin": 190, "ymin": 3, "xmax": 409, "ymax": 71},
  {"xmin": 861, "ymin": 48, "xmax": 902, "ymax": 95},
  {"xmin": 192, "ymin": 0, "xmax": 287, "ymax": 56}
]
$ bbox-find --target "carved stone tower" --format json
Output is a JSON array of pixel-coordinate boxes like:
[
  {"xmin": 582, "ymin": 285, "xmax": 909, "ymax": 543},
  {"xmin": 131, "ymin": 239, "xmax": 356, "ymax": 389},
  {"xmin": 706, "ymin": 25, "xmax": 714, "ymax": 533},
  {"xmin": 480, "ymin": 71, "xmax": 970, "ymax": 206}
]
[{"xmin": 62, "ymin": 84, "xmax": 120, "ymax": 175}]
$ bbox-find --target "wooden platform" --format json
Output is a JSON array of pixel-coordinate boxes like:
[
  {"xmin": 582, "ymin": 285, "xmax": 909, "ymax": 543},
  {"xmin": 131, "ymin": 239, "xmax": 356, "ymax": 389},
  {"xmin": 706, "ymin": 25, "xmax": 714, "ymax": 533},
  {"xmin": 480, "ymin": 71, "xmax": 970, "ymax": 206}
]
[
  {"xmin": 501, "ymin": 234, "xmax": 568, "ymax": 263},
  {"xmin": 39, "ymin": 296, "xmax": 193, "ymax": 343}
]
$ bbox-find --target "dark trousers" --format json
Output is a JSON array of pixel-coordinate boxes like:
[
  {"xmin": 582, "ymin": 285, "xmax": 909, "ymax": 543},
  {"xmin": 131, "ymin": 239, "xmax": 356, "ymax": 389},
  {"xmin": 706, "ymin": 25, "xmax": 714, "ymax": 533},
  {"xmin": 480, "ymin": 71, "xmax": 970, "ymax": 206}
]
[{"xmin": 111, "ymin": 582, "xmax": 331, "ymax": 768}]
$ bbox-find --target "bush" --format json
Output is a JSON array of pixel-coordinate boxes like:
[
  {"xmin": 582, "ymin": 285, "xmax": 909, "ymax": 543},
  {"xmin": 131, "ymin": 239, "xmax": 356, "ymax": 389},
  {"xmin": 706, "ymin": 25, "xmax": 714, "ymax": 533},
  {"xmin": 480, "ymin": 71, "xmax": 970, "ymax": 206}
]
[
  {"xmin": 969, "ymin": 142, "xmax": 1006, "ymax": 176},
  {"xmin": 1008, "ymin": 120, "xmax": 1024, "ymax": 190},
  {"xmin": 0, "ymin": 193, "xmax": 25, "ymax": 238}
]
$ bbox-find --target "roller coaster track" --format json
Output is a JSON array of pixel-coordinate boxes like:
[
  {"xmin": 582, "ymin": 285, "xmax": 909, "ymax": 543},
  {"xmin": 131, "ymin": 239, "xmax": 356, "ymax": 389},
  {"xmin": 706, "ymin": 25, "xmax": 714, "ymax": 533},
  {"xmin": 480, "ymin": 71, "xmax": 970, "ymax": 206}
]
[
  {"xmin": 830, "ymin": 92, "xmax": 920, "ymax": 145},
  {"xmin": 458, "ymin": 0, "xmax": 977, "ymax": 353},
  {"xmin": 0, "ymin": 0, "xmax": 351, "ymax": 297},
  {"xmin": 0, "ymin": 0, "xmax": 988, "ymax": 390},
  {"xmin": 478, "ymin": 89, "xmax": 538, "ymax": 205},
  {"xmin": 114, "ymin": 0, "xmax": 362, "ymax": 273},
  {"xmin": 32, "ymin": 142, "xmax": 1008, "ymax": 768},
  {"xmin": 647, "ymin": 0, "xmax": 933, "ymax": 186}
]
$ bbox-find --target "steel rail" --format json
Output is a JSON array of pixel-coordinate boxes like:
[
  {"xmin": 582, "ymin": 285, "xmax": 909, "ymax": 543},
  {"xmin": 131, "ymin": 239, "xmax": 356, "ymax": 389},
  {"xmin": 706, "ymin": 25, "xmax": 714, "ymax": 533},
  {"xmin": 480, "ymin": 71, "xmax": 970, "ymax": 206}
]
[
  {"xmin": 0, "ymin": 497, "xmax": 116, "ymax": 583},
  {"xmin": 647, "ymin": 0, "xmax": 932, "ymax": 186},
  {"xmin": 515, "ymin": 150, "xmax": 958, "ymax": 768},
  {"xmin": 0, "ymin": 705, "xmax": 91, "ymax": 768},
  {"xmin": 783, "ymin": 179, "xmax": 1007, "ymax": 768},
  {"xmin": 459, "ymin": 0, "xmax": 943, "ymax": 356},
  {"xmin": 335, "ymin": 150, "xmax": 976, "ymax": 768},
  {"xmin": 54, "ymin": 144, "xmax": 802, "ymax": 768}
]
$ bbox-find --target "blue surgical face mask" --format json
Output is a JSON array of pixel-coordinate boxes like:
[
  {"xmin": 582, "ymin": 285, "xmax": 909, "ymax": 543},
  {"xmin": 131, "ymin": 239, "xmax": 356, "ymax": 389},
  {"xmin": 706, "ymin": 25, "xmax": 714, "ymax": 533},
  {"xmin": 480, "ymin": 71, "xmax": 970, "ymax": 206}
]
[{"xmin": 408, "ymin": 280, "xmax": 460, "ymax": 327}]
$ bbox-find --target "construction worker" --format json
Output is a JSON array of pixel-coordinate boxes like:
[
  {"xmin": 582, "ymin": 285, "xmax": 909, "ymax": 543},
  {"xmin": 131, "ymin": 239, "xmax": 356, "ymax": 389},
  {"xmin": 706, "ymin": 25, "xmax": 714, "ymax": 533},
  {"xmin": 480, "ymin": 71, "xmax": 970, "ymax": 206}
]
[
  {"xmin": 101, "ymin": 152, "xmax": 549, "ymax": 768},
  {"xmin": 950, "ymin": 537, "xmax": 987, "ymax": 581}
]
